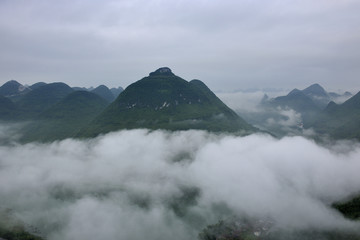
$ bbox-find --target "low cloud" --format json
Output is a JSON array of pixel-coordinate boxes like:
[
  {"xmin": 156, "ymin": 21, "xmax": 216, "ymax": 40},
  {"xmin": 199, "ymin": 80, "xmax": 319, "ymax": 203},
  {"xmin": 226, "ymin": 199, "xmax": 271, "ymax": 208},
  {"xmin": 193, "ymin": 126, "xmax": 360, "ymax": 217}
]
[
  {"xmin": 0, "ymin": 129, "xmax": 360, "ymax": 239},
  {"xmin": 0, "ymin": 122, "xmax": 24, "ymax": 144},
  {"xmin": 216, "ymin": 91, "xmax": 267, "ymax": 113},
  {"xmin": 217, "ymin": 91, "xmax": 304, "ymax": 136}
]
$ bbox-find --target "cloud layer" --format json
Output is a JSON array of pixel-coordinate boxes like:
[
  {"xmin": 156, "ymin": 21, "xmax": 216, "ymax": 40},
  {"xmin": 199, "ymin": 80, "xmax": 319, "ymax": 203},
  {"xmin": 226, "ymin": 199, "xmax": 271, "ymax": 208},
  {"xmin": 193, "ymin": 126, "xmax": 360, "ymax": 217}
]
[{"xmin": 1, "ymin": 129, "xmax": 360, "ymax": 239}]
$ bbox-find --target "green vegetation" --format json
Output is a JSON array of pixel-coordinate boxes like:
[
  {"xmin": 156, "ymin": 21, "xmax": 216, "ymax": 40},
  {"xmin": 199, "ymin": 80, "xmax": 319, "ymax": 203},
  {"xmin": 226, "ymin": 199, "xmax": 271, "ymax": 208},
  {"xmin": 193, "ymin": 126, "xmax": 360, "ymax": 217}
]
[
  {"xmin": 0, "ymin": 69, "xmax": 254, "ymax": 141},
  {"xmin": 29, "ymin": 82, "xmax": 47, "ymax": 90},
  {"xmin": 20, "ymin": 91, "xmax": 109, "ymax": 142},
  {"xmin": 0, "ymin": 95, "xmax": 17, "ymax": 120},
  {"xmin": 198, "ymin": 218, "xmax": 360, "ymax": 240},
  {"xmin": 311, "ymin": 92, "xmax": 360, "ymax": 140},
  {"xmin": 0, "ymin": 210, "xmax": 43, "ymax": 240},
  {"xmin": 0, "ymin": 80, "xmax": 30, "ymax": 98},
  {"xmin": 198, "ymin": 218, "xmax": 263, "ymax": 240},
  {"xmin": 266, "ymin": 230, "xmax": 360, "ymax": 240},
  {"xmin": 15, "ymin": 82, "xmax": 74, "ymax": 119},
  {"xmin": 0, "ymin": 226, "xmax": 43, "ymax": 240},
  {"xmin": 79, "ymin": 67, "xmax": 255, "ymax": 137},
  {"xmin": 167, "ymin": 186, "xmax": 200, "ymax": 217},
  {"xmin": 333, "ymin": 195, "xmax": 360, "ymax": 220}
]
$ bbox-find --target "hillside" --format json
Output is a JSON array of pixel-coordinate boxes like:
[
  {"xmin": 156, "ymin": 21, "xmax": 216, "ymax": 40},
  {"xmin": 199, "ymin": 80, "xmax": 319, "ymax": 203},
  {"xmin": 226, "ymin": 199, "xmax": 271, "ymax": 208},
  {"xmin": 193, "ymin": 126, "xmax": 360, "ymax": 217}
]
[
  {"xmin": 29, "ymin": 82, "xmax": 47, "ymax": 90},
  {"xmin": 0, "ymin": 80, "xmax": 31, "ymax": 102},
  {"xmin": 15, "ymin": 82, "xmax": 74, "ymax": 119},
  {"xmin": 0, "ymin": 95, "xmax": 17, "ymax": 120},
  {"xmin": 79, "ymin": 67, "xmax": 255, "ymax": 137},
  {"xmin": 19, "ymin": 91, "xmax": 109, "ymax": 142},
  {"xmin": 311, "ymin": 91, "xmax": 360, "ymax": 140}
]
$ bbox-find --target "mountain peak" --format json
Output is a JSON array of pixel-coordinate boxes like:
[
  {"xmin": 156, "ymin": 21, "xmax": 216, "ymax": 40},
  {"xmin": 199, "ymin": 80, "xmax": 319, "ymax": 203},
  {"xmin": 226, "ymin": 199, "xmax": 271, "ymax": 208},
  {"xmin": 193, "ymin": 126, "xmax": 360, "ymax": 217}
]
[
  {"xmin": 307, "ymin": 83, "xmax": 322, "ymax": 89},
  {"xmin": 287, "ymin": 88, "xmax": 302, "ymax": 96},
  {"xmin": 0, "ymin": 79, "xmax": 30, "ymax": 97},
  {"xmin": 91, "ymin": 85, "xmax": 115, "ymax": 103},
  {"xmin": 302, "ymin": 83, "xmax": 328, "ymax": 97},
  {"xmin": 149, "ymin": 67, "xmax": 174, "ymax": 76},
  {"xmin": 79, "ymin": 69, "xmax": 254, "ymax": 137}
]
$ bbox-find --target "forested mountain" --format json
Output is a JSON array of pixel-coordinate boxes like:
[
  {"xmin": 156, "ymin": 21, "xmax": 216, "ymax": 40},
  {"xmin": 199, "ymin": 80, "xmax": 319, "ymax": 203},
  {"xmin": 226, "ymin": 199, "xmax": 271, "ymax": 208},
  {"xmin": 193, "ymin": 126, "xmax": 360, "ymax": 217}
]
[
  {"xmin": 79, "ymin": 67, "xmax": 255, "ymax": 137},
  {"xmin": 19, "ymin": 91, "xmax": 109, "ymax": 142},
  {"xmin": 311, "ymin": 91, "xmax": 360, "ymax": 140}
]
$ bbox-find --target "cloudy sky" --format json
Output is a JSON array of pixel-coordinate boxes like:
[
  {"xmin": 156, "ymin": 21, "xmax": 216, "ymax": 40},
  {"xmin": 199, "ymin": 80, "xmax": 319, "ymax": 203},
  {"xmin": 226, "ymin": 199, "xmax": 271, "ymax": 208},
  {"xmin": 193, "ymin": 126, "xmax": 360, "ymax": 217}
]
[{"xmin": 0, "ymin": 0, "xmax": 359, "ymax": 91}]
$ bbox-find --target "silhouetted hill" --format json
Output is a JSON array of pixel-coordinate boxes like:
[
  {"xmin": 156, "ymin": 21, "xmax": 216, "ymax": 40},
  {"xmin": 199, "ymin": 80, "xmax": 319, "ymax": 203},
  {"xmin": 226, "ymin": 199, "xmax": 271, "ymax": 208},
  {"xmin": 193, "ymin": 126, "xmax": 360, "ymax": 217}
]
[
  {"xmin": 29, "ymin": 82, "xmax": 47, "ymax": 90},
  {"xmin": 110, "ymin": 86, "xmax": 124, "ymax": 98},
  {"xmin": 91, "ymin": 85, "xmax": 115, "ymax": 102},
  {"xmin": 302, "ymin": 83, "xmax": 328, "ymax": 98},
  {"xmin": 263, "ymin": 88, "xmax": 320, "ymax": 127},
  {"xmin": 344, "ymin": 91, "xmax": 353, "ymax": 97},
  {"xmin": 20, "ymin": 91, "xmax": 109, "ymax": 142},
  {"xmin": 16, "ymin": 82, "xmax": 74, "ymax": 119},
  {"xmin": 260, "ymin": 83, "xmax": 354, "ymax": 131},
  {"xmin": 311, "ymin": 91, "xmax": 360, "ymax": 140},
  {"xmin": 302, "ymin": 83, "xmax": 330, "ymax": 108},
  {"xmin": 79, "ymin": 67, "xmax": 255, "ymax": 137},
  {"xmin": 273, "ymin": 89, "xmax": 320, "ymax": 112},
  {"xmin": 262, "ymin": 83, "xmax": 351, "ymax": 117},
  {"xmin": 72, "ymin": 86, "xmax": 88, "ymax": 91}
]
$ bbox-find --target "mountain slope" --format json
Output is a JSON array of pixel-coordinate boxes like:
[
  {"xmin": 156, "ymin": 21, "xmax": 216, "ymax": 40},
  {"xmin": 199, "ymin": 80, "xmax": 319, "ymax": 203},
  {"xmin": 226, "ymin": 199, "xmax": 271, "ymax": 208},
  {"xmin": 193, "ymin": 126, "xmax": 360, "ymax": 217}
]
[
  {"xmin": 0, "ymin": 95, "xmax": 17, "ymax": 120},
  {"xmin": 0, "ymin": 80, "xmax": 31, "ymax": 102},
  {"xmin": 302, "ymin": 83, "xmax": 330, "ymax": 108},
  {"xmin": 15, "ymin": 82, "xmax": 74, "ymax": 119},
  {"xmin": 302, "ymin": 83, "xmax": 328, "ymax": 97},
  {"xmin": 79, "ymin": 67, "xmax": 254, "ymax": 137},
  {"xmin": 311, "ymin": 91, "xmax": 360, "ymax": 140},
  {"xmin": 20, "ymin": 91, "xmax": 109, "ymax": 142},
  {"xmin": 263, "ymin": 88, "xmax": 321, "ymax": 127},
  {"xmin": 0, "ymin": 80, "xmax": 30, "ymax": 97},
  {"xmin": 29, "ymin": 82, "xmax": 47, "ymax": 90}
]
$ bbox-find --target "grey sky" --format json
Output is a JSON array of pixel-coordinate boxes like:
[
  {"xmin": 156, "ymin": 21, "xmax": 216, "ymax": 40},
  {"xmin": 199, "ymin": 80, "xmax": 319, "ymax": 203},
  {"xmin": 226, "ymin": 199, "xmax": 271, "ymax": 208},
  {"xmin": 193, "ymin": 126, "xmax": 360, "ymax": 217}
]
[{"xmin": 0, "ymin": 0, "xmax": 359, "ymax": 91}]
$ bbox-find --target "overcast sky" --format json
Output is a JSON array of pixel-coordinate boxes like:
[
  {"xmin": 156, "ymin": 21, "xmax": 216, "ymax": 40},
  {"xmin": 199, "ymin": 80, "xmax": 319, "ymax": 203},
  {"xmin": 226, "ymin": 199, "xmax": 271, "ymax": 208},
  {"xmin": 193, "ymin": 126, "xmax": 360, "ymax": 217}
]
[{"xmin": 1, "ymin": 0, "xmax": 359, "ymax": 91}]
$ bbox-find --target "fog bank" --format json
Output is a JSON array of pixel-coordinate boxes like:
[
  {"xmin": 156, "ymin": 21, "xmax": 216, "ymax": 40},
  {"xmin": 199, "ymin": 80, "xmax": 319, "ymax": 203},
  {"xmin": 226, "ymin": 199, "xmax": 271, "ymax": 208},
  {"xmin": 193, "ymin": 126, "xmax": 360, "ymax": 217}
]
[{"xmin": 0, "ymin": 129, "xmax": 360, "ymax": 239}]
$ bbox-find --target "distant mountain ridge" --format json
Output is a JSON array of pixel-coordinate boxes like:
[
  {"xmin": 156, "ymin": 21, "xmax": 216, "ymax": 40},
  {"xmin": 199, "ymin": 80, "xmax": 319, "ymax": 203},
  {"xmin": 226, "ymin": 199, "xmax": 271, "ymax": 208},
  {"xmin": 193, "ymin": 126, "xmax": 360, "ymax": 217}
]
[
  {"xmin": 0, "ymin": 77, "xmax": 358, "ymax": 142},
  {"xmin": 91, "ymin": 85, "xmax": 115, "ymax": 102},
  {"xmin": 265, "ymin": 83, "xmax": 351, "ymax": 110},
  {"xmin": 110, "ymin": 86, "xmax": 124, "ymax": 98},
  {"xmin": 15, "ymin": 82, "xmax": 75, "ymax": 119},
  {"xmin": 261, "ymin": 83, "xmax": 352, "ymax": 128}
]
